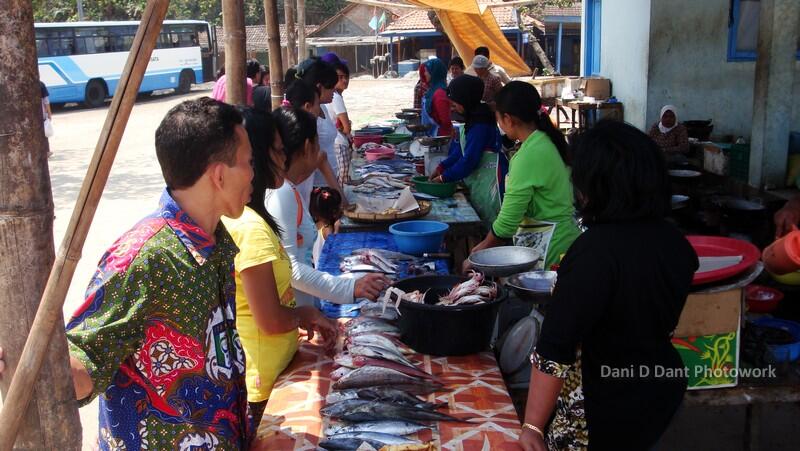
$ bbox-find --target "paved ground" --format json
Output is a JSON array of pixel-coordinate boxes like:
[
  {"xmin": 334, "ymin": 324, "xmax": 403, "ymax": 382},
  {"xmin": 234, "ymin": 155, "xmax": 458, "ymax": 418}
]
[{"xmin": 43, "ymin": 78, "xmax": 416, "ymax": 448}]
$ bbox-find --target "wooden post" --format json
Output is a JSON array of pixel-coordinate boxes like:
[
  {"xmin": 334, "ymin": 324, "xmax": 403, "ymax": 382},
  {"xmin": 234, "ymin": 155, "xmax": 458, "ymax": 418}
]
[
  {"xmin": 264, "ymin": 0, "xmax": 285, "ymax": 110},
  {"xmin": 222, "ymin": 0, "xmax": 247, "ymax": 105},
  {"xmin": 0, "ymin": 1, "xmax": 82, "ymax": 449},
  {"xmin": 297, "ymin": 0, "xmax": 307, "ymax": 60},
  {"xmin": 0, "ymin": 1, "xmax": 170, "ymax": 448},
  {"xmin": 284, "ymin": 0, "xmax": 298, "ymax": 67}
]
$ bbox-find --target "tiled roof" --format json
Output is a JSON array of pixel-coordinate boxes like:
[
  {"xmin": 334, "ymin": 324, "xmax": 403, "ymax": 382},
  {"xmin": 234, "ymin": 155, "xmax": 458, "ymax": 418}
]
[
  {"xmin": 215, "ymin": 24, "xmax": 318, "ymax": 52},
  {"xmin": 385, "ymin": 6, "xmax": 518, "ymax": 32},
  {"xmin": 543, "ymin": 1, "xmax": 582, "ymax": 17}
]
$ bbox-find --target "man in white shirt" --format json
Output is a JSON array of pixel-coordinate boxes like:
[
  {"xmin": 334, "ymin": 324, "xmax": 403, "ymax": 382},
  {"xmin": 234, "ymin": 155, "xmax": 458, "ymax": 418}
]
[{"xmin": 465, "ymin": 46, "xmax": 511, "ymax": 85}]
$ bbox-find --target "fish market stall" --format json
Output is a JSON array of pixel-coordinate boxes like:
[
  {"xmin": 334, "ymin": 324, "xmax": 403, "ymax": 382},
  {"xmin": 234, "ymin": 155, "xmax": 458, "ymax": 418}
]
[{"xmin": 250, "ymin": 233, "xmax": 524, "ymax": 450}]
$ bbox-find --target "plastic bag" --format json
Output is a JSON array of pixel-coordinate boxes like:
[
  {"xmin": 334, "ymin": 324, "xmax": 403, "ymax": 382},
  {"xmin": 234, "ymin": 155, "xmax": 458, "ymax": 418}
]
[{"xmin": 43, "ymin": 119, "xmax": 54, "ymax": 138}]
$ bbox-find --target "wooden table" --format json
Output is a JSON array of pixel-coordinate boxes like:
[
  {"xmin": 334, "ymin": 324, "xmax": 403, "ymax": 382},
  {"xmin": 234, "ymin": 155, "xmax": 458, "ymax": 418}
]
[
  {"xmin": 555, "ymin": 98, "xmax": 624, "ymax": 130},
  {"xmin": 250, "ymin": 341, "xmax": 524, "ymax": 450}
]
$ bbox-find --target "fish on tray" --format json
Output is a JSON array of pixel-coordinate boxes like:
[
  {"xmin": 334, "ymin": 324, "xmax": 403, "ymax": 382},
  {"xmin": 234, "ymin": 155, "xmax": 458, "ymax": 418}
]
[
  {"xmin": 345, "ymin": 318, "xmax": 400, "ymax": 336},
  {"xmin": 340, "ymin": 255, "xmax": 398, "ymax": 274},
  {"xmin": 352, "ymin": 248, "xmax": 415, "ymax": 261}
]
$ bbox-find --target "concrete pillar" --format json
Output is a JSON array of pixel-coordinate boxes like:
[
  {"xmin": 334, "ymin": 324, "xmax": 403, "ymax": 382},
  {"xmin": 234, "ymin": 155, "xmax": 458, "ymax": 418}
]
[
  {"xmin": 748, "ymin": 0, "xmax": 800, "ymax": 188},
  {"xmin": 556, "ymin": 22, "xmax": 563, "ymax": 74}
]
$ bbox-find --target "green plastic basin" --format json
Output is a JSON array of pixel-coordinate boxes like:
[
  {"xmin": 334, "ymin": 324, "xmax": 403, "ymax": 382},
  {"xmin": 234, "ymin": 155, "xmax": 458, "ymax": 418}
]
[{"xmin": 412, "ymin": 176, "xmax": 457, "ymax": 198}]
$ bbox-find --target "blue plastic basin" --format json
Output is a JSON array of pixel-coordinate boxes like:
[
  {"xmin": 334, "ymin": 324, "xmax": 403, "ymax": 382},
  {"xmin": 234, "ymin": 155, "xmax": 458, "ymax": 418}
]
[
  {"xmin": 389, "ymin": 220, "xmax": 449, "ymax": 256},
  {"xmin": 752, "ymin": 317, "xmax": 800, "ymax": 363}
]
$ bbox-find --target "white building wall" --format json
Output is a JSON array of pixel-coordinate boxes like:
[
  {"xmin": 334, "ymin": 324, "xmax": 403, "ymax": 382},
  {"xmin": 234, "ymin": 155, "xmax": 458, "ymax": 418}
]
[
  {"xmin": 646, "ymin": 0, "xmax": 799, "ymax": 138},
  {"xmin": 597, "ymin": 0, "xmax": 652, "ymax": 129}
]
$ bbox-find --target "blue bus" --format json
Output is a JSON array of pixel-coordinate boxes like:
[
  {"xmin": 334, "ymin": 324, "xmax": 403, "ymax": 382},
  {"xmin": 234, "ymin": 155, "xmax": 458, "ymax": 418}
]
[{"xmin": 35, "ymin": 20, "xmax": 217, "ymax": 107}]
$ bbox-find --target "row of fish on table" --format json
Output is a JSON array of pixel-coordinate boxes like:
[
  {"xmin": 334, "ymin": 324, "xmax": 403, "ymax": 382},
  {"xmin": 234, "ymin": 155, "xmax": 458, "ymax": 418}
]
[
  {"xmin": 351, "ymin": 160, "xmax": 420, "ymax": 199},
  {"xmin": 319, "ymin": 303, "xmax": 470, "ymax": 450}
]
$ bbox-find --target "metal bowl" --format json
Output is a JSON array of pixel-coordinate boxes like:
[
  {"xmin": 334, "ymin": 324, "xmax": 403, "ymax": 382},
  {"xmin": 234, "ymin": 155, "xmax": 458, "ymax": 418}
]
[
  {"xmin": 506, "ymin": 271, "xmax": 556, "ymax": 303},
  {"xmin": 396, "ymin": 112, "xmax": 420, "ymax": 120},
  {"xmin": 468, "ymin": 246, "xmax": 541, "ymax": 278},
  {"xmin": 406, "ymin": 124, "xmax": 430, "ymax": 133},
  {"xmin": 402, "ymin": 108, "xmax": 422, "ymax": 114},
  {"xmin": 420, "ymin": 136, "xmax": 451, "ymax": 147}
]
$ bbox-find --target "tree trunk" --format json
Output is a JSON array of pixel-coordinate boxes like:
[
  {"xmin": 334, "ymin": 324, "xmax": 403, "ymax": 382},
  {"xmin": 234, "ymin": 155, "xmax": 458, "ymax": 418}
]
[
  {"xmin": 264, "ymin": 0, "xmax": 285, "ymax": 110},
  {"xmin": 284, "ymin": 0, "xmax": 298, "ymax": 68},
  {"xmin": 222, "ymin": 0, "xmax": 247, "ymax": 105},
  {"xmin": 530, "ymin": 35, "xmax": 555, "ymax": 74},
  {"xmin": 0, "ymin": 2, "xmax": 82, "ymax": 450},
  {"xmin": 0, "ymin": 1, "xmax": 169, "ymax": 448},
  {"xmin": 297, "ymin": 0, "xmax": 307, "ymax": 61}
]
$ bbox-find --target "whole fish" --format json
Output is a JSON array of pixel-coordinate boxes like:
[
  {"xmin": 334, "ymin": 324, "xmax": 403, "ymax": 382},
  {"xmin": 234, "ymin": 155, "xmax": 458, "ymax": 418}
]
[
  {"xmin": 320, "ymin": 399, "xmax": 373, "ymax": 418},
  {"xmin": 352, "ymin": 356, "xmax": 439, "ymax": 382},
  {"xmin": 319, "ymin": 438, "xmax": 384, "ymax": 450},
  {"xmin": 359, "ymin": 302, "xmax": 400, "ymax": 321},
  {"xmin": 353, "ymin": 248, "xmax": 415, "ymax": 261},
  {"xmin": 327, "ymin": 432, "xmax": 421, "ymax": 446},
  {"xmin": 331, "ymin": 400, "xmax": 471, "ymax": 423},
  {"xmin": 334, "ymin": 352, "xmax": 356, "ymax": 368},
  {"xmin": 325, "ymin": 420, "xmax": 433, "ymax": 437},
  {"xmin": 325, "ymin": 389, "xmax": 360, "ymax": 404},
  {"xmin": 356, "ymin": 387, "xmax": 446, "ymax": 410},
  {"xmin": 345, "ymin": 317, "xmax": 399, "ymax": 332},
  {"xmin": 331, "ymin": 366, "xmax": 353, "ymax": 381},
  {"xmin": 348, "ymin": 333, "xmax": 414, "ymax": 355},
  {"xmin": 347, "ymin": 322, "xmax": 400, "ymax": 337},
  {"xmin": 333, "ymin": 366, "xmax": 425, "ymax": 390},
  {"xmin": 347, "ymin": 345, "xmax": 416, "ymax": 369}
]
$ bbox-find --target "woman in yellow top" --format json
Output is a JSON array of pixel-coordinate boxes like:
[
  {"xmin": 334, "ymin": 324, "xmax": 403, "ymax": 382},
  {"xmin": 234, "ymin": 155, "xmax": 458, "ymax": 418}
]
[{"xmin": 221, "ymin": 107, "xmax": 337, "ymax": 427}]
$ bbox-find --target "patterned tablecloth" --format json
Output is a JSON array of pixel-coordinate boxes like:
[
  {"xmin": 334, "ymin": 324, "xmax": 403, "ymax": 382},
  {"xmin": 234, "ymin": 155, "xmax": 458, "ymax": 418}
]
[
  {"xmin": 251, "ymin": 340, "xmax": 524, "ymax": 450},
  {"xmin": 340, "ymin": 193, "xmax": 483, "ymax": 231}
]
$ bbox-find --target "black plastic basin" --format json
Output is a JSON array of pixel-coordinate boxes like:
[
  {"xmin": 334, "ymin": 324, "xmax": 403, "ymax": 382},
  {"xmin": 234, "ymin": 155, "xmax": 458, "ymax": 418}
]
[{"xmin": 393, "ymin": 275, "xmax": 507, "ymax": 356}]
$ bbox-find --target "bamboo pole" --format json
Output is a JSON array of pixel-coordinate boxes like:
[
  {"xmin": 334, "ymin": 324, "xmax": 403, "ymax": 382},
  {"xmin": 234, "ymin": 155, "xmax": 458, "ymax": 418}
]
[
  {"xmin": 297, "ymin": 0, "xmax": 307, "ymax": 60},
  {"xmin": 264, "ymin": 0, "xmax": 285, "ymax": 110},
  {"xmin": 0, "ymin": 1, "xmax": 82, "ymax": 449},
  {"xmin": 284, "ymin": 0, "xmax": 298, "ymax": 68},
  {"xmin": 0, "ymin": 1, "xmax": 170, "ymax": 448},
  {"xmin": 222, "ymin": 0, "xmax": 247, "ymax": 105}
]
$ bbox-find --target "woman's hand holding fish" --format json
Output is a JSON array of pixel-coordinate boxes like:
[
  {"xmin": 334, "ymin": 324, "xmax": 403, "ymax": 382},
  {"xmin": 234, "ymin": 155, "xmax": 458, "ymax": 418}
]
[
  {"xmin": 354, "ymin": 274, "xmax": 391, "ymax": 300},
  {"xmin": 296, "ymin": 307, "xmax": 339, "ymax": 351}
]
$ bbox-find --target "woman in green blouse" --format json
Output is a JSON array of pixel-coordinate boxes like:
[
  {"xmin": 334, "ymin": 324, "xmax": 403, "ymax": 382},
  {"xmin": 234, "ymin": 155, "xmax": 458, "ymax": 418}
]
[{"xmin": 470, "ymin": 81, "xmax": 580, "ymax": 270}]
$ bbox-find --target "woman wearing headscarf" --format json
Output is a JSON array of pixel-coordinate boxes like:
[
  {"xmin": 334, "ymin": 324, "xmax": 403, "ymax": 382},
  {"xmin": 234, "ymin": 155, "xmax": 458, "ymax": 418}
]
[
  {"xmin": 648, "ymin": 105, "xmax": 689, "ymax": 156},
  {"xmin": 419, "ymin": 58, "xmax": 453, "ymax": 137},
  {"xmin": 413, "ymin": 64, "xmax": 428, "ymax": 110},
  {"xmin": 429, "ymin": 74, "xmax": 507, "ymax": 224}
]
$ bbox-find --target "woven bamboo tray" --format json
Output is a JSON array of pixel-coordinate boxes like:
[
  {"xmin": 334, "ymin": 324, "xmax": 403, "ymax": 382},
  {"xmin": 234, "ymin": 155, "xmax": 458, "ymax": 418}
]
[{"xmin": 343, "ymin": 201, "xmax": 432, "ymax": 223}]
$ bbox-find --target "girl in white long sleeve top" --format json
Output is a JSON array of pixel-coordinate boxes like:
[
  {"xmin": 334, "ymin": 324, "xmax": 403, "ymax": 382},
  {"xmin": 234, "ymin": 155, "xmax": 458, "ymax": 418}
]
[{"xmin": 267, "ymin": 106, "xmax": 388, "ymax": 307}]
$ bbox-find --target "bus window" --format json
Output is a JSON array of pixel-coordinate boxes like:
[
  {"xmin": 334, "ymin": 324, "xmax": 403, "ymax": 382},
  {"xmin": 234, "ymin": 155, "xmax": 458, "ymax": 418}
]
[
  {"xmin": 196, "ymin": 26, "xmax": 211, "ymax": 52},
  {"xmin": 38, "ymin": 28, "xmax": 74, "ymax": 56}
]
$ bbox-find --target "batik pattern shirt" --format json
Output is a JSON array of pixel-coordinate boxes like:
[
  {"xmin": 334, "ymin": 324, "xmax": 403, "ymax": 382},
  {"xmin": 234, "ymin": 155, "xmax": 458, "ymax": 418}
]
[{"xmin": 66, "ymin": 189, "xmax": 248, "ymax": 450}]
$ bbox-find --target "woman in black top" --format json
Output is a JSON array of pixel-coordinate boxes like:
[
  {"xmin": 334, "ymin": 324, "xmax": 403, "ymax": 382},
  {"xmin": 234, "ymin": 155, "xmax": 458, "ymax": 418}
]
[{"xmin": 519, "ymin": 120, "xmax": 699, "ymax": 451}]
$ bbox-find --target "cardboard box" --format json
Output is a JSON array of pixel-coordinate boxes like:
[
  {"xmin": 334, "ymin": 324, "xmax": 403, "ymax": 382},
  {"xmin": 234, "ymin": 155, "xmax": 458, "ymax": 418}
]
[
  {"xmin": 581, "ymin": 77, "xmax": 611, "ymax": 99},
  {"xmin": 672, "ymin": 288, "xmax": 742, "ymax": 389}
]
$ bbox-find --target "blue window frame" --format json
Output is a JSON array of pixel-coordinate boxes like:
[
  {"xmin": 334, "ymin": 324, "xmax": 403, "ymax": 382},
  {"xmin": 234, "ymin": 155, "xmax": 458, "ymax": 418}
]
[
  {"xmin": 584, "ymin": 0, "xmax": 602, "ymax": 76},
  {"xmin": 728, "ymin": 0, "xmax": 800, "ymax": 61}
]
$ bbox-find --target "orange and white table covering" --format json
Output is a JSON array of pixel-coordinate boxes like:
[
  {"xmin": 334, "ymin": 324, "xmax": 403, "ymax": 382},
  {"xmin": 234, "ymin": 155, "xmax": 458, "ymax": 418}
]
[{"xmin": 251, "ymin": 341, "xmax": 523, "ymax": 450}]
